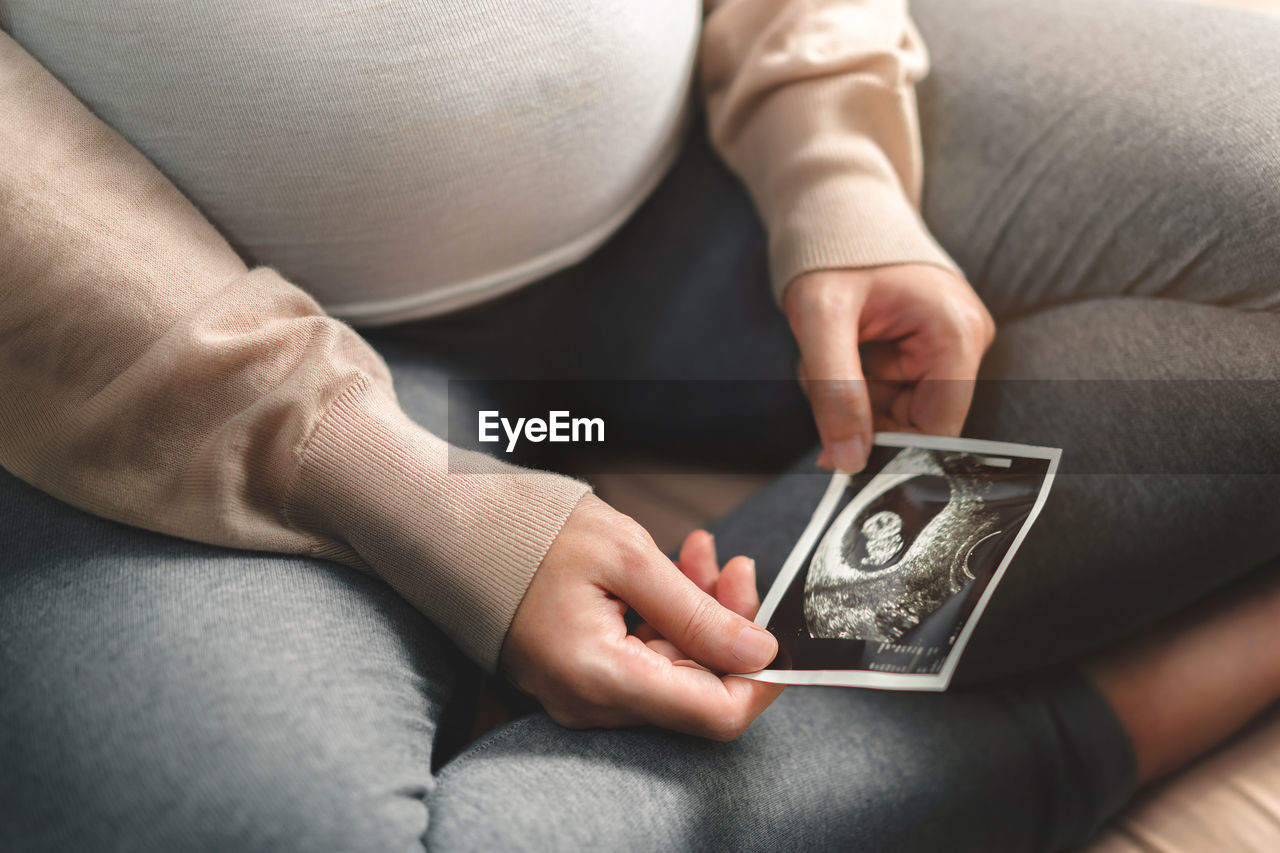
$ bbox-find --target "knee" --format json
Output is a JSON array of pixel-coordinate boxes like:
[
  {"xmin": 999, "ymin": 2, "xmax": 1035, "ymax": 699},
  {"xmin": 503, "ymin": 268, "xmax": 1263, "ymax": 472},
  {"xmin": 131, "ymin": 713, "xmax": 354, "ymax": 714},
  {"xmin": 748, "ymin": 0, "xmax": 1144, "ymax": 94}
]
[
  {"xmin": 916, "ymin": 0, "xmax": 1280, "ymax": 312},
  {"xmin": 0, "ymin": 536, "xmax": 448, "ymax": 851},
  {"xmin": 162, "ymin": 771, "xmax": 432, "ymax": 853},
  {"xmin": 4, "ymin": 731, "xmax": 433, "ymax": 852},
  {"xmin": 1139, "ymin": 114, "xmax": 1280, "ymax": 311}
]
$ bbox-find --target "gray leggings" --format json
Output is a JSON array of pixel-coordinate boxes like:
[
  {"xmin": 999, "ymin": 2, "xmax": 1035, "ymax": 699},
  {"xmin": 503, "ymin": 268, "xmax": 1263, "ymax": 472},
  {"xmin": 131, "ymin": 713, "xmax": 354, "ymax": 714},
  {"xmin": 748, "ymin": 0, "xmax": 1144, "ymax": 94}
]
[{"xmin": 4, "ymin": 0, "xmax": 1280, "ymax": 850}]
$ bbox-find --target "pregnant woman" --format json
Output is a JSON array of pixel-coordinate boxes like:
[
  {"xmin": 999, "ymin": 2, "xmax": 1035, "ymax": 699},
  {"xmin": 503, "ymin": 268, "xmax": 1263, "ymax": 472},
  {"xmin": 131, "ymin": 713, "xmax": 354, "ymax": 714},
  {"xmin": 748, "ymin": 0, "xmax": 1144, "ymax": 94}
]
[{"xmin": 2, "ymin": 1, "xmax": 1279, "ymax": 850}]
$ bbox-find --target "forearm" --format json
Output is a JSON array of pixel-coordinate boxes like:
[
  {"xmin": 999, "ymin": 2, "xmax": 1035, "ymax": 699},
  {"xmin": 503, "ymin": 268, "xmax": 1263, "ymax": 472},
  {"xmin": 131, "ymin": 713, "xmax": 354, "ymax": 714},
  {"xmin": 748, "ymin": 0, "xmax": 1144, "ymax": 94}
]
[
  {"xmin": 700, "ymin": 0, "xmax": 958, "ymax": 300},
  {"xmin": 0, "ymin": 31, "xmax": 588, "ymax": 668}
]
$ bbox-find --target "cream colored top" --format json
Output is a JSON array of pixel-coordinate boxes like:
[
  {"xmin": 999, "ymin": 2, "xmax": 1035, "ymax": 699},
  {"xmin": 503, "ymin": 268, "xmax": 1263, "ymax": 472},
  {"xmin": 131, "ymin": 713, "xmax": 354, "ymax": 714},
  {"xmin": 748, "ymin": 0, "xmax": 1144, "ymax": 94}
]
[
  {"xmin": 0, "ymin": 1, "xmax": 956, "ymax": 669},
  {"xmin": 2, "ymin": 0, "xmax": 702, "ymax": 324}
]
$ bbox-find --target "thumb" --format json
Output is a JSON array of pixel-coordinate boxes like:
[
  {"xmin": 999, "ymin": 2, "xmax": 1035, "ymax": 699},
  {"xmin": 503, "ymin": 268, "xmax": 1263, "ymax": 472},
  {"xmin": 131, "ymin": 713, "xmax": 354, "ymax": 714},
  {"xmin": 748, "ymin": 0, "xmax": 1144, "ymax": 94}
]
[
  {"xmin": 614, "ymin": 553, "xmax": 778, "ymax": 673},
  {"xmin": 795, "ymin": 320, "xmax": 874, "ymax": 472}
]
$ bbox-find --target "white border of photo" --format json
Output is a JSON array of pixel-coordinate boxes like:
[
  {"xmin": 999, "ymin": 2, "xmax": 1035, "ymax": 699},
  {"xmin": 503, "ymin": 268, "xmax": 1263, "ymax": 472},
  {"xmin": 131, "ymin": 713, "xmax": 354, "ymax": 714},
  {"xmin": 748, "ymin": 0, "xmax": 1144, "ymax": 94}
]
[{"xmin": 737, "ymin": 432, "xmax": 1061, "ymax": 691}]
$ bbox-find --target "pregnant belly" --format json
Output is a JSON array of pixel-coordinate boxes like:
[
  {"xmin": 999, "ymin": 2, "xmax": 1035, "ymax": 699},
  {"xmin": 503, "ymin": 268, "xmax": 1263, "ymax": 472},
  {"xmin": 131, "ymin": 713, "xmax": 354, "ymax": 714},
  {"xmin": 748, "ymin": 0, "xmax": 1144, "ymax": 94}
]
[{"xmin": 3, "ymin": 0, "xmax": 699, "ymax": 323}]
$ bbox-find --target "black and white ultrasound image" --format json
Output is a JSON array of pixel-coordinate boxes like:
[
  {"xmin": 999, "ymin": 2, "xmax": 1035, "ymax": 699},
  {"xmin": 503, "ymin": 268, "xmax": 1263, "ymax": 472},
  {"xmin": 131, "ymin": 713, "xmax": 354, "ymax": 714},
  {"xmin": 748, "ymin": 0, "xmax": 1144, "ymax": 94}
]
[{"xmin": 765, "ymin": 444, "xmax": 1052, "ymax": 675}]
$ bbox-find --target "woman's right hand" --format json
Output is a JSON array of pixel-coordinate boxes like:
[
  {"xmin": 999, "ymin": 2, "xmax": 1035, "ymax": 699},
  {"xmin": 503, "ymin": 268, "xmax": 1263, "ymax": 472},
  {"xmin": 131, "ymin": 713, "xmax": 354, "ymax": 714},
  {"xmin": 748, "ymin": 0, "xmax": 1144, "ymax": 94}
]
[{"xmin": 500, "ymin": 494, "xmax": 784, "ymax": 741}]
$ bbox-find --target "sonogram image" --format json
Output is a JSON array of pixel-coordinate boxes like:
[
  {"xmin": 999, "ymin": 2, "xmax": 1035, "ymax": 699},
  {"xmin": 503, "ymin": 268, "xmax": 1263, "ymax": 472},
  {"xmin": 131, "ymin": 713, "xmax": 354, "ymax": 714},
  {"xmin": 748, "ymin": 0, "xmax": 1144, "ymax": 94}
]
[
  {"xmin": 803, "ymin": 447, "xmax": 1023, "ymax": 643},
  {"xmin": 752, "ymin": 435, "xmax": 1057, "ymax": 686}
]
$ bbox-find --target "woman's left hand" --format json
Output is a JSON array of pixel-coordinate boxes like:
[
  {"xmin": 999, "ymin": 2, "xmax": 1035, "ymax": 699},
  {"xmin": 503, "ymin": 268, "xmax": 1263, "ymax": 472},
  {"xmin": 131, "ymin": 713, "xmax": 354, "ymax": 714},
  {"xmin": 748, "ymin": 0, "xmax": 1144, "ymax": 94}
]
[{"xmin": 783, "ymin": 264, "xmax": 995, "ymax": 473}]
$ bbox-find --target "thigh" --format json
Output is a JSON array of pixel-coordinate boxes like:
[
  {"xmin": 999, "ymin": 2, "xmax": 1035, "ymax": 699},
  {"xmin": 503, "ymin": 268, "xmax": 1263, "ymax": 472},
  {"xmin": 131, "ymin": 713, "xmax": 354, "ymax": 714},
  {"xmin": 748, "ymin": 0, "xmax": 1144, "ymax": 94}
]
[
  {"xmin": 428, "ymin": 666, "xmax": 1132, "ymax": 853},
  {"xmin": 960, "ymin": 298, "xmax": 1280, "ymax": 678},
  {"xmin": 0, "ymin": 469, "xmax": 464, "ymax": 851},
  {"xmin": 913, "ymin": 0, "xmax": 1280, "ymax": 319}
]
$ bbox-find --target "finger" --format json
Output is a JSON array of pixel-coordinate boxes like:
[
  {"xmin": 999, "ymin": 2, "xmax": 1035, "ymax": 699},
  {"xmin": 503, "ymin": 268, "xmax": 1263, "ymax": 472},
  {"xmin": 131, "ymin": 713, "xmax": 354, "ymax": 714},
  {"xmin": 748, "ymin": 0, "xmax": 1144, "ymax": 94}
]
[
  {"xmin": 716, "ymin": 556, "xmax": 761, "ymax": 619},
  {"xmin": 645, "ymin": 638, "xmax": 685, "ymax": 662},
  {"xmin": 800, "ymin": 362, "xmax": 837, "ymax": 471},
  {"xmin": 865, "ymin": 375, "xmax": 910, "ymax": 432},
  {"xmin": 611, "ymin": 552, "xmax": 778, "ymax": 674},
  {"xmin": 862, "ymin": 341, "xmax": 978, "ymax": 436},
  {"xmin": 617, "ymin": 641, "xmax": 784, "ymax": 740},
  {"xmin": 636, "ymin": 531, "xmax": 723, "ymax": 648},
  {"xmin": 677, "ymin": 529, "xmax": 719, "ymax": 595},
  {"xmin": 892, "ymin": 387, "xmax": 917, "ymax": 431},
  {"xmin": 647, "ymin": 557, "xmax": 762, "ymax": 662},
  {"xmin": 791, "ymin": 298, "xmax": 873, "ymax": 473},
  {"xmin": 908, "ymin": 374, "xmax": 979, "ymax": 437},
  {"xmin": 860, "ymin": 342, "xmax": 911, "ymax": 384},
  {"xmin": 634, "ymin": 622, "xmax": 661, "ymax": 643}
]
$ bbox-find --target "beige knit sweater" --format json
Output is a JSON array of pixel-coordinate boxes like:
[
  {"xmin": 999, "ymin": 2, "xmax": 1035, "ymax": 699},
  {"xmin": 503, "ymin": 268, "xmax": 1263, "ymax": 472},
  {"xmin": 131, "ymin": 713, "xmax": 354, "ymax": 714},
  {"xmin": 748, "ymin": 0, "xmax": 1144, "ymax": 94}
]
[{"xmin": 0, "ymin": 1, "xmax": 955, "ymax": 670}]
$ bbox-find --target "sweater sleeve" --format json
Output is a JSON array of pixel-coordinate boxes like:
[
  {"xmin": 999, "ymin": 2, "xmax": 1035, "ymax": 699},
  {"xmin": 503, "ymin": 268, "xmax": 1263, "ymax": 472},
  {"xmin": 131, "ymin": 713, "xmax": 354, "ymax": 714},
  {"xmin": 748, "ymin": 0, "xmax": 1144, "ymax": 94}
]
[
  {"xmin": 700, "ymin": 0, "xmax": 960, "ymax": 302},
  {"xmin": 0, "ymin": 32, "xmax": 589, "ymax": 670}
]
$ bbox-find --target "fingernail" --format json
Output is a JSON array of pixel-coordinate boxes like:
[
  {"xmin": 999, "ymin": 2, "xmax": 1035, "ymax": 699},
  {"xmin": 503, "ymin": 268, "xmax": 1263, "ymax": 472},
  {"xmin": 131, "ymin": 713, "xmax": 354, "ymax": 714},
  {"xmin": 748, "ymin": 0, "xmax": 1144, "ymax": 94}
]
[
  {"xmin": 830, "ymin": 435, "xmax": 867, "ymax": 473},
  {"xmin": 732, "ymin": 625, "xmax": 777, "ymax": 669}
]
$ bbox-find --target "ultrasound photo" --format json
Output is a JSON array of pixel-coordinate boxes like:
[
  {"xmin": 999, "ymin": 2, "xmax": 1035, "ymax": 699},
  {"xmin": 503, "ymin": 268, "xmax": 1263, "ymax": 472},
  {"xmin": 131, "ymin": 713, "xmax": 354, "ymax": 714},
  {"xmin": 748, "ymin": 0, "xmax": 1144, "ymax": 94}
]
[{"xmin": 742, "ymin": 433, "xmax": 1060, "ymax": 690}]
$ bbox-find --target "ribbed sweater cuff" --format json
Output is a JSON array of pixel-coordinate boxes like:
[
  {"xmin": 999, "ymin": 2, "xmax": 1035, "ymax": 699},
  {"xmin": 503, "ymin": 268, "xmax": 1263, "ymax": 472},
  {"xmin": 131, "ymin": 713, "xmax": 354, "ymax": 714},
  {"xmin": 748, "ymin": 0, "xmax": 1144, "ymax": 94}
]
[
  {"xmin": 714, "ymin": 73, "xmax": 959, "ymax": 303},
  {"xmin": 768, "ymin": 166, "xmax": 959, "ymax": 302},
  {"xmin": 285, "ymin": 380, "xmax": 591, "ymax": 670}
]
